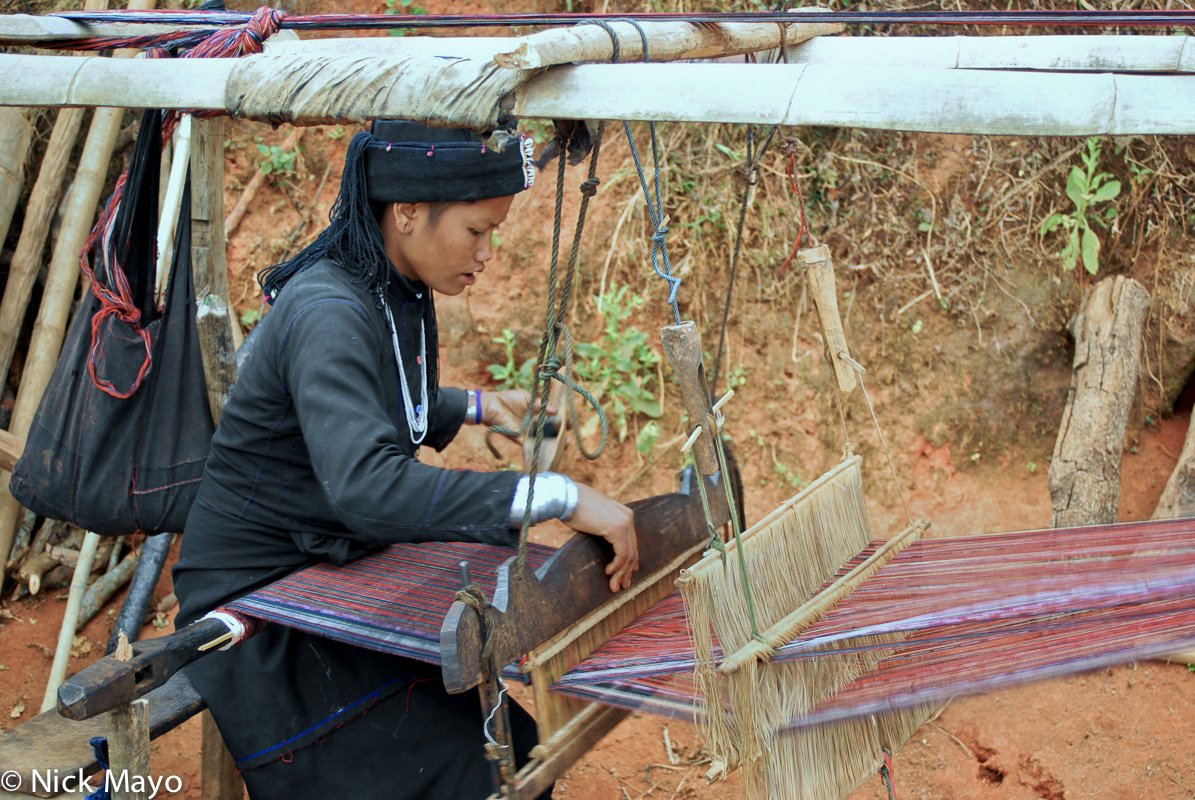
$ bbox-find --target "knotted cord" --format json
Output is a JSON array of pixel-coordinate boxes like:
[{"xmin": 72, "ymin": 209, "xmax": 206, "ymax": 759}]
[{"xmin": 78, "ymin": 8, "xmax": 282, "ymax": 399}]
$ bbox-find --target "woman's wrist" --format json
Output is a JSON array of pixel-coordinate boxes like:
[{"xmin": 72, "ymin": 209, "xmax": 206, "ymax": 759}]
[
  {"xmin": 465, "ymin": 389, "xmax": 484, "ymax": 425},
  {"xmin": 508, "ymin": 472, "xmax": 579, "ymax": 527}
]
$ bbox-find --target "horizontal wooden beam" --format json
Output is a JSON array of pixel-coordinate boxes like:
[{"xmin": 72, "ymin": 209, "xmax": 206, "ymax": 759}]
[
  {"xmin": 784, "ymin": 34, "xmax": 1195, "ymax": 73},
  {"xmin": 1, "ymin": 52, "xmax": 1194, "ymax": 134}
]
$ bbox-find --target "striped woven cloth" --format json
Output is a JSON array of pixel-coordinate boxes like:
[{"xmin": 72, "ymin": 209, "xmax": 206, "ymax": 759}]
[{"xmin": 227, "ymin": 540, "xmax": 553, "ymax": 664}]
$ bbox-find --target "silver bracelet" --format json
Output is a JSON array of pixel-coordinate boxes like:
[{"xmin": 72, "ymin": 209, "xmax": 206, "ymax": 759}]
[{"xmin": 508, "ymin": 472, "xmax": 579, "ymax": 527}]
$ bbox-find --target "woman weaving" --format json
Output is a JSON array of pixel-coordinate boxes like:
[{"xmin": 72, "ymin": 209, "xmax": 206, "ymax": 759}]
[{"xmin": 172, "ymin": 120, "xmax": 639, "ymax": 799}]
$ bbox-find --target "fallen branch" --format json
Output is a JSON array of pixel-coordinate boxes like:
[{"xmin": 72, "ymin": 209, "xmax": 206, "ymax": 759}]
[
  {"xmin": 223, "ymin": 127, "xmax": 304, "ymax": 237},
  {"xmin": 77, "ymin": 550, "xmax": 138, "ymax": 632}
]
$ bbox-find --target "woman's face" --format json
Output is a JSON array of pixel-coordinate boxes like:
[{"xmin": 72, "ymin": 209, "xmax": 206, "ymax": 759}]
[{"xmin": 384, "ymin": 195, "xmax": 515, "ymax": 296}]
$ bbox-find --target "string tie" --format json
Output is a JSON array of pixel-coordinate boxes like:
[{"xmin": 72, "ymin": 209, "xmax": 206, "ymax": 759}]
[
  {"xmin": 579, "ymin": 178, "xmax": 600, "ymax": 197},
  {"xmin": 538, "ymin": 356, "xmax": 562, "ymax": 380}
]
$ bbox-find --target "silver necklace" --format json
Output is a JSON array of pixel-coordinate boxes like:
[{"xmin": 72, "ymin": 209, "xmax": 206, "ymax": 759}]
[{"xmin": 384, "ymin": 298, "xmax": 428, "ymax": 445}]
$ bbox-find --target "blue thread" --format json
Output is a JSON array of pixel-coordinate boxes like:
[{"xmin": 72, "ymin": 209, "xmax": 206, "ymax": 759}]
[{"xmin": 234, "ymin": 676, "xmax": 411, "ymax": 764}]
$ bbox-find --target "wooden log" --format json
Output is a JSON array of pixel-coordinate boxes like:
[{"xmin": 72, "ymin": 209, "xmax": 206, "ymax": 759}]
[
  {"xmin": 77, "ymin": 550, "xmax": 138, "ymax": 630},
  {"xmin": 190, "ymin": 115, "xmax": 238, "ymax": 425},
  {"xmin": 0, "ymin": 6, "xmax": 152, "ymax": 583},
  {"xmin": 3, "ymin": 54, "xmax": 1195, "ymax": 135},
  {"xmin": 784, "ymin": 34, "xmax": 1195, "ymax": 73},
  {"xmin": 18, "ymin": 551, "xmax": 56, "ymax": 594},
  {"xmin": 223, "ymin": 126, "xmax": 303, "ymax": 236},
  {"xmin": 1153, "ymin": 412, "xmax": 1195, "ymax": 521},
  {"xmin": 41, "ymin": 530, "xmax": 101, "ymax": 712},
  {"xmin": 1048, "ymin": 276, "xmax": 1151, "ymax": 529},
  {"xmin": 4, "ymin": 507, "xmax": 35, "ymax": 569},
  {"xmin": 0, "ymin": 107, "xmax": 32, "ymax": 252}
]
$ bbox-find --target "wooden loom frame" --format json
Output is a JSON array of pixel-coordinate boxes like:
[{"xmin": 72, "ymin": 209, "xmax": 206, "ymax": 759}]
[{"xmin": 2, "ymin": 16, "xmax": 1194, "ymax": 800}]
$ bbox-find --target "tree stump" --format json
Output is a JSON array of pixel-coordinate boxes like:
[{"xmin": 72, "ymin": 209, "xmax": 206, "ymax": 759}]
[{"xmin": 1048, "ymin": 275, "xmax": 1150, "ymax": 529}]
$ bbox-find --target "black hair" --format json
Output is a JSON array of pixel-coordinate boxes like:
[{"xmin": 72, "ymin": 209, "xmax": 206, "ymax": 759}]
[{"xmin": 258, "ymin": 132, "xmax": 391, "ymax": 306}]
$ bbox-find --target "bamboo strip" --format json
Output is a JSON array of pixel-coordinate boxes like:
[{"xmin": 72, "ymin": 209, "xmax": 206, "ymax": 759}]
[
  {"xmin": 2, "ymin": 56, "xmax": 1195, "ymax": 135},
  {"xmin": 154, "ymin": 115, "xmax": 190, "ymax": 302},
  {"xmin": 718, "ymin": 519, "xmax": 929, "ymax": 675},
  {"xmin": 0, "ymin": 107, "xmax": 32, "ymax": 251},
  {"xmin": 40, "ymin": 530, "xmax": 101, "ymax": 712},
  {"xmin": 0, "ymin": 0, "xmax": 157, "ymax": 588},
  {"xmin": 0, "ymin": 107, "xmax": 88, "ymax": 385}
]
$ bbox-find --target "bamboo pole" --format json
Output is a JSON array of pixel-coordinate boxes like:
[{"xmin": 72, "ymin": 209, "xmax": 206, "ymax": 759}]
[
  {"xmin": 0, "ymin": 107, "xmax": 32, "ymax": 251},
  {"xmin": 40, "ymin": 530, "xmax": 101, "ymax": 712},
  {"xmin": 0, "ymin": 0, "xmax": 112, "ymax": 383},
  {"xmin": 1, "ymin": 54, "xmax": 1194, "ymax": 135},
  {"xmin": 0, "ymin": 0, "xmax": 157, "ymax": 590},
  {"xmin": 0, "ymin": 107, "xmax": 88, "ymax": 384},
  {"xmin": 155, "ymin": 114, "xmax": 190, "ymax": 302},
  {"xmin": 784, "ymin": 34, "xmax": 1195, "ymax": 73}
]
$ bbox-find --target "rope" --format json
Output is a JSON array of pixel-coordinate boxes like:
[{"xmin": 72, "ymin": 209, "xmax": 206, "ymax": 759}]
[
  {"xmin": 610, "ymin": 20, "xmax": 682, "ymax": 325},
  {"xmin": 710, "ymin": 121, "xmax": 781, "ymax": 395},
  {"xmin": 879, "ymin": 746, "xmax": 898, "ymax": 800},
  {"xmin": 49, "ymin": 8, "xmax": 1195, "ymax": 37},
  {"xmin": 509, "ymin": 118, "xmax": 610, "ymax": 576},
  {"xmin": 78, "ymin": 9, "xmax": 280, "ymax": 399}
]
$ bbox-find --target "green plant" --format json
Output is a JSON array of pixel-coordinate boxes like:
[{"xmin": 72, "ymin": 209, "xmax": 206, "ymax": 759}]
[
  {"xmin": 240, "ymin": 308, "xmax": 260, "ymax": 330},
  {"xmin": 256, "ymin": 144, "xmax": 297, "ymax": 177},
  {"xmin": 1039, "ymin": 137, "xmax": 1122, "ymax": 275},
  {"xmin": 574, "ymin": 286, "xmax": 662, "ymax": 442},
  {"xmin": 384, "ymin": 0, "xmax": 427, "ymax": 37},
  {"xmin": 486, "ymin": 329, "xmax": 536, "ymax": 391}
]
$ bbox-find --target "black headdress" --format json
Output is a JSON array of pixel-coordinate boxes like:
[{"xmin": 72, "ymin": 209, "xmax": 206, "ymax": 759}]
[{"xmin": 258, "ymin": 121, "xmax": 535, "ymax": 303}]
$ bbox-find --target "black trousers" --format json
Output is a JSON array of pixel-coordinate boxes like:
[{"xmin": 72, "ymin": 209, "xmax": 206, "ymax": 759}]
[{"xmin": 186, "ymin": 623, "xmax": 549, "ymax": 800}]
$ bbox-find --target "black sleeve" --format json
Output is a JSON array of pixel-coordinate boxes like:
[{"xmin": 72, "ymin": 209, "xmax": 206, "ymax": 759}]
[
  {"xmin": 427, "ymin": 387, "xmax": 467, "ymax": 452},
  {"xmin": 278, "ymin": 299, "xmax": 520, "ymax": 549}
]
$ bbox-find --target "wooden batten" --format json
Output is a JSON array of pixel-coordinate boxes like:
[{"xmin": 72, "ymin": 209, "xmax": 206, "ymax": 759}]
[
  {"xmin": 190, "ymin": 116, "xmax": 238, "ymax": 425},
  {"xmin": 2, "ymin": 54, "xmax": 1195, "ymax": 135}
]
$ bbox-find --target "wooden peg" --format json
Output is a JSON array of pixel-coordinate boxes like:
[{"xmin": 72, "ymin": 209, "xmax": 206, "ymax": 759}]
[
  {"xmin": 660, "ymin": 321, "xmax": 719, "ymax": 476},
  {"xmin": 800, "ymin": 245, "xmax": 857, "ymax": 394}
]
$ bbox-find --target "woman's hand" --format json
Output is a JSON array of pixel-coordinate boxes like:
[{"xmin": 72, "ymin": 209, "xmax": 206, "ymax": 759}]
[
  {"xmin": 565, "ymin": 483, "xmax": 639, "ymax": 592},
  {"xmin": 481, "ymin": 390, "xmax": 556, "ymax": 440}
]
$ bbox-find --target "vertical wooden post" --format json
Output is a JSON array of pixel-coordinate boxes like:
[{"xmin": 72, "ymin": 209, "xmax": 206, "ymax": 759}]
[
  {"xmin": 190, "ymin": 115, "xmax": 238, "ymax": 425},
  {"xmin": 108, "ymin": 698, "xmax": 151, "ymax": 800},
  {"xmin": 1048, "ymin": 275, "xmax": 1150, "ymax": 529},
  {"xmin": 190, "ymin": 113, "xmax": 243, "ymax": 800}
]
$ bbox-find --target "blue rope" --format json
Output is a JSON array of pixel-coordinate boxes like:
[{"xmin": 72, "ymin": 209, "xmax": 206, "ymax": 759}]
[{"xmin": 611, "ymin": 19, "xmax": 682, "ymax": 325}]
